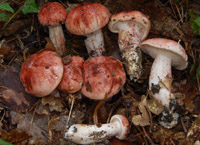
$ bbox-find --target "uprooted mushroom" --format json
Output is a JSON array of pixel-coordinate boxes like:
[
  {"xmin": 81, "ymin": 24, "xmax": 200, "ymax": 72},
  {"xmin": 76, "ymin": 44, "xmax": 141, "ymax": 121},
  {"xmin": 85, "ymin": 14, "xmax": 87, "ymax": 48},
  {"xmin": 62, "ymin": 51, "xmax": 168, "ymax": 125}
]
[
  {"xmin": 140, "ymin": 38, "xmax": 188, "ymax": 128},
  {"xmin": 65, "ymin": 114, "xmax": 129, "ymax": 144},
  {"xmin": 108, "ymin": 11, "xmax": 150, "ymax": 81}
]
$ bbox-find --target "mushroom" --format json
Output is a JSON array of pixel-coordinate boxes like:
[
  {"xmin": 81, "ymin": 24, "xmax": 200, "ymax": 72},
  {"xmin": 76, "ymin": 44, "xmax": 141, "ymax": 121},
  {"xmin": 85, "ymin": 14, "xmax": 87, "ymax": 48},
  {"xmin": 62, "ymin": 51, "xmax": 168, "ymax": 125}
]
[
  {"xmin": 38, "ymin": 2, "xmax": 67, "ymax": 56},
  {"xmin": 20, "ymin": 50, "xmax": 64, "ymax": 97},
  {"xmin": 139, "ymin": 38, "xmax": 188, "ymax": 128},
  {"xmin": 58, "ymin": 56, "xmax": 84, "ymax": 93},
  {"xmin": 64, "ymin": 114, "xmax": 129, "ymax": 144},
  {"xmin": 108, "ymin": 11, "xmax": 150, "ymax": 81},
  {"xmin": 65, "ymin": 3, "xmax": 110, "ymax": 57},
  {"xmin": 81, "ymin": 56, "xmax": 126, "ymax": 100}
]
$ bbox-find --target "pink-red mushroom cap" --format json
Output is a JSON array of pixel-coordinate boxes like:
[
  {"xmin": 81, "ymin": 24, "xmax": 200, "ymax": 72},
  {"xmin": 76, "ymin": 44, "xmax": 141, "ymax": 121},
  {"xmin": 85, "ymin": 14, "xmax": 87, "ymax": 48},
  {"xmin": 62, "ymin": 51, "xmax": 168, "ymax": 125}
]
[
  {"xmin": 20, "ymin": 50, "xmax": 64, "ymax": 97},
  {"xmin": 38, "ymin": 2, "xmax": 67, "ymax": 26},
  {"xmin": 58, "ymin": 56, "xmax": 84, "ymax": 93},
  {"xmin": 81, "ymin": 56, "xmax": 126, "ymax": 100},
  {"xmin": 65, "ymin": 3, "xmax": 110, "ymax": 35},
  {"xmin": 110, "ymin": 115, "xmax": 129, "ymax": 140},
  {"xmin": 140, "ymin": 38, "xmax": 188, "ymax": 70},
  {"xmin": 108, "ymin": 11, "xmax": 150, "ymax": 42}
]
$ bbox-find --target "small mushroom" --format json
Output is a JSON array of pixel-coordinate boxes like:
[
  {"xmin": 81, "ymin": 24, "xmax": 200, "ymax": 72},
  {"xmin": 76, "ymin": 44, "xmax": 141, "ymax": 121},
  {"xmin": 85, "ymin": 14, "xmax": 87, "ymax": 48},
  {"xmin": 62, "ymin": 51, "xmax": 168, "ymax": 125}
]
[
  {"xmin": 64, "ymin": 114, "xmax": 129, "ymax": 144},
  {"xmin": 58, "ymin": 56, "xmax": 84, "ymax": 93},
  {"xmin": 38, "ymin": 2, "xmax": 67, "ymax": 56},
  {"xmin": 65, "ymin": 3, "xmax": 110, "ymax": 57},
  {"xmin": 81, "ymin": 56, "xmax": 126, "ymax": 100},
  {"xmin": 140, "ymin": 38, "xmax": 188, "ymax": 128},
  {"xmin": 20, "ymin": 50, "xmax": 64, "ymax": 97},
  {"xmin": 108, "ymin": 11, "xmax": 150, "ymax": 81}
]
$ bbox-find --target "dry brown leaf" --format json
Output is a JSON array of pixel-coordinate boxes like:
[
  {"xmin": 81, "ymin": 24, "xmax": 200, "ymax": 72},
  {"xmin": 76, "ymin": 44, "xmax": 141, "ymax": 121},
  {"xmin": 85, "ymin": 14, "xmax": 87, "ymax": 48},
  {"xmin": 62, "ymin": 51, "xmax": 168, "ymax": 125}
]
[
  {"xmin": 0, "ymin": 129, "xmax": 30, "ymax": 144},
  {"xmin": 48, "ymin": 115, "xmax": 68, "ymax": 132},
  {"xmin": 146, "ymin": 96, "xmax": 164, "ymax": 115},
  {"xmin": 35, "ymin": 102, "xmax": 49, "ymax": 115},
  {"xmin": 10, "ymin": 111, "xmax": 49, "ymax": 144},
  {"xmin": 44, "ymin": 37, "xmax": 56, "ymax": 51},
  {"xmin": 132, "ymin": 96, "xmax": 150, "ymax": 126},
  {"xmin": 187, "ymin": 114, "xmax": 200, "ymax": 138},
  {"xmin": 42, "ymin": 93, "xmax": 64, "ymax": 112},
  {"xmin": 0, "ymin": 39, "xmax": 12, "ymax": 56},
  {"xmin": 0, "ymin": 66, "xmax": 38, "ymax": 112}
]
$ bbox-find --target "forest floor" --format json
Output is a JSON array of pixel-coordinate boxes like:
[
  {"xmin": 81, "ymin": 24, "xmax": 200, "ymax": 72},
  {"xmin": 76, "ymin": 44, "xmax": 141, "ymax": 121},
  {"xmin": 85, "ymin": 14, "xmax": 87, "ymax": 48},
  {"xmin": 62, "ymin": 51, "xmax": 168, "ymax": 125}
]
[{"xmin": 0, "ymin": 0, "xmax": 200, "ymax": 145}]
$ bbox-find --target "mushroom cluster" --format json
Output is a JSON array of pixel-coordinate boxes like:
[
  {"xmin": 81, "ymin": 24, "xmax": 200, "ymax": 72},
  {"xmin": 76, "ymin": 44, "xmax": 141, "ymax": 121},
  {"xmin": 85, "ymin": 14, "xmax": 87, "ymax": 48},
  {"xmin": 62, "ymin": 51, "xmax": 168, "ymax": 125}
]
[
  {"xmin": 19, "ymin": 1, "xmax": 189, "ymax": 144},
  {"xmin": 20, "ymin": 51, "xmax": 126, "ymax": 99}
]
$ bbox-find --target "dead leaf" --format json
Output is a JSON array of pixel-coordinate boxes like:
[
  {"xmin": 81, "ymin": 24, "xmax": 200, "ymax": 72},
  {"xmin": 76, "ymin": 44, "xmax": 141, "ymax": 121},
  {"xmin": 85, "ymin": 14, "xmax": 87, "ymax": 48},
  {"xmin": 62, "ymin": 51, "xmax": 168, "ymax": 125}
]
[
  {"xmin": 0, "ymin": 66, "xmax": 38, "ymax": 112},
  {"xmin": 44, "ymin": 37, "xmax": 56, "ymax": 51},
  {"xmin": 10, "ymin": 110, "xmax": 49, "ymax": 144},
  {"xmin": 48, "ymin": 115, "xmax": 68, "ymax": 132},
  {"xmin": 132, "ymin": 96, "xmax": 150, "ymax": 126},
  {"xmin": 187, "ymin": 114, "xmax": 200, "ymax": 138},
  {"xmin": 42, "ymin": 93, "xmax": 64, "ymax": 112},
  {"xmin": 146, "ymin": 96, "xmax": 164, "ymax": 115},
  {"xmin": 0, "ymin": 129, "xmax": 31, "ymax": 144},
  {"xmin": 1, "ymin": 19, "xmax": 32, "ymax": 37}
]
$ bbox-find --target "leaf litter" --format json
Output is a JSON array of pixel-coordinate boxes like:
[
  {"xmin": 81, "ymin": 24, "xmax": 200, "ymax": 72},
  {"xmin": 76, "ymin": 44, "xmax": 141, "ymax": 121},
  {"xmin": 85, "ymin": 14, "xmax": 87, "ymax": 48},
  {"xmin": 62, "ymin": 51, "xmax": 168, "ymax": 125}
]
[{"xmin": 0, "ymin": 0, "xmax": 200, "ymax": 144}]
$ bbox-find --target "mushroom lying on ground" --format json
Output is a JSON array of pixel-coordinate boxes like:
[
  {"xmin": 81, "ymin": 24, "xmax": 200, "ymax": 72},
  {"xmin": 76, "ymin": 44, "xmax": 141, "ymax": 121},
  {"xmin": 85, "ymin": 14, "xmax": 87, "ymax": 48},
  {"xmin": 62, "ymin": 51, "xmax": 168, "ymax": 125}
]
[
  {"xmin": 139, "ymin": 38, "xmax": 188, "ymax": 128},
  {"xmin": 65, "ymin": 3, "xmax": 110, "ymax": 57},
  {"xmin": 38, "ymin": 2, "xmax": 67, "ymax": 56},
  {"xmin": 58, "ymin": 56, "xmax": 84, "ymax": 93},
  {"xmin": 108, "ymin": 11, "xmax": 150, "ymax": 81},
  {"xmin": 81, "ymin": 56, "xmax": 126, "ymax": 100},
  {"xmin": 64, "ymin": 114, "xmax": 129, "ymax": 144},
  {"xmin": 20, "ymin": 50, "xmax": 64, "ymax": 97}
]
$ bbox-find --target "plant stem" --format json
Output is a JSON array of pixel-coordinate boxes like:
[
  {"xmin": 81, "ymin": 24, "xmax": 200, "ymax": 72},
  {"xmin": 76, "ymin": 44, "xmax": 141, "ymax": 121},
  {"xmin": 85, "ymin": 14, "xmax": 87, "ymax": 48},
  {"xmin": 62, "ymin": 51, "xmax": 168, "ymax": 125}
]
[{"xmin": 2, "ymin": 7, "xmax": 22, "ymax": 30}]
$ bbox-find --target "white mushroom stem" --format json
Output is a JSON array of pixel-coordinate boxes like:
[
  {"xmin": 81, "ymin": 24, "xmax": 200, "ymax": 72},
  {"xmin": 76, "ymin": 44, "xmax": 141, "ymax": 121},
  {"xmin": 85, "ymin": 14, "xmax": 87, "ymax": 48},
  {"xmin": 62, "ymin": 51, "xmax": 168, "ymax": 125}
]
[
  {"xmin": 64, "ymin": 115, "xmax": 129, "ymax": 144},
  {"xmin": 49, "ymin": 25, "xmax": 66, "ymax": 56},
  {"xmin": 149, "ymin": 54, "xmax": 174, "ymax": 107},
  {"xmin": 84, "ymin": 29, "xmax": 105, "ymax": 57},
  {"xmin": 117, "ymin": 22, "xmax": 143, "ymax": 81}
]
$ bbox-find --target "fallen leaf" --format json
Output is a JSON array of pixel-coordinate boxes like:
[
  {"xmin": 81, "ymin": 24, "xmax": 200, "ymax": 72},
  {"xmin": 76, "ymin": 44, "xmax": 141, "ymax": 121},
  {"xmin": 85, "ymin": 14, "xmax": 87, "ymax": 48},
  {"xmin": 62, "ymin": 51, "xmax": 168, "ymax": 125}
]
[
  {"xmin": 0, "ymin": 129, "xmax": 30, "ymax": 144},
  {"xmin": 48, "ymin": 115, "xmax": 68, "ymax": 132},
  {"xmin": 0, "ymin": 66, "xmax": 38, "ymax": 112},
  {"xmin": 42, "ymin": 92, "xmax": 64, "ymax": 112},
  {"xmin": 132, "ymin": 95, "xmax": 150, "ymax": 126},
  {"xmin": 10, "ymin": 110, "xmax": 49, "ymax": 144},
  {"xmin": 187, "ymin": 114, "xmax": 200, "ymax": 138},
  {"xmin": 146, "ymin": 96, "xmax": 164, "ymax": 115}
]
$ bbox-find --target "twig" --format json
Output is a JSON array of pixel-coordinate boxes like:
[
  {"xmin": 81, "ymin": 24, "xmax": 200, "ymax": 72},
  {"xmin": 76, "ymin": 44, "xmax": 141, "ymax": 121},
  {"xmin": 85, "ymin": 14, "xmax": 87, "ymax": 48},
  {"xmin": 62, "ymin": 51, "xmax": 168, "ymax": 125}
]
[
  {"xmin": 180, "ymin": 117, "xmax": 187, "ymax": 133},
  {"xmin": 0, "ymin": 109, "xmax": 5, "ymax": 123},
  {"xmin": 142, "ymin": 126, "xmax": 155, "ymax": 145},
  {"xmin": 65, "ymin": 94, "xmax": 75, "ymax": 131},
  {"xmin": 2, "ymin": 7, "xmax": 22, "ymax": 30}
]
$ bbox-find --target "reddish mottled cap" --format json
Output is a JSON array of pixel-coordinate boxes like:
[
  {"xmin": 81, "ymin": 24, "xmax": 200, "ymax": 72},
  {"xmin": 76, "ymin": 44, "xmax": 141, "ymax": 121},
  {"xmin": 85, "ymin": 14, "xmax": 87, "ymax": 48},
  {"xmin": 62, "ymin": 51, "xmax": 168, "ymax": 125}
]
[
  {"xmin": 58, "ymin": 56, "xmax": 84, "ymax": 93},
  {"xmin": 38, "ymin": 2, "xmax": 67, "ymax": 26},
  {"xmin": 65, "ymin": 3, "xmax": 110, "ymax": 35},
  {"xmin": 140, "ymin": 38, "xmax": 188, "ymax": 70},
  {"xmin": 20, "ymin": 50, "xmax": 64, "ymax": 97},
  {"xmin": 81, "ymin": 56, "xmax": 126, "ymax": 100},
  {"xmin": 109, "ymin": 11, "xmax": 150, "ymax": 41},
  {"xmin": 110, "ymin": 115, "xmax": 129, "ymax": 140}
]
